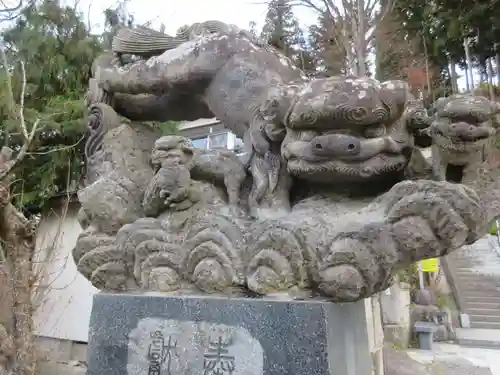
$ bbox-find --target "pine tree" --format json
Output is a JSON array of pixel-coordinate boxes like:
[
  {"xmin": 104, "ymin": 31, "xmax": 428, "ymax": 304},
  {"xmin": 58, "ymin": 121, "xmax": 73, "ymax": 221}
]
[
  {"xmin": 0, "ymin": 0, "xmax": 102, "ymax": 208},
  {"xmin": 261, "ymin": 0, "xmax": 317, "ymax": 74},
  {"xmin": 260, "ymin": 0, "xmax": 302, "ymax": 59}
]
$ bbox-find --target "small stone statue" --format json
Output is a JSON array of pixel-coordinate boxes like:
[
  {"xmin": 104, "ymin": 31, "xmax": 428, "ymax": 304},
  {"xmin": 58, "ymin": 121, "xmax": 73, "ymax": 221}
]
[
  {"xmin": 146, "ymin": 135, "xmax": 247, "ymax": 211},
  {"xmin": 410, "ymin": 289, "xmax": 456, "ymax": 342},
  {"xmin": 427, "ymin": 94, "xmax": 500, "ymax": 183},
  {"xmin": 143, "ymin": 159, "xmax": 197, "ymax": 216},
  {"xmin": 72, "ymin": 20, "xmax": 500, "ymax": 303}
]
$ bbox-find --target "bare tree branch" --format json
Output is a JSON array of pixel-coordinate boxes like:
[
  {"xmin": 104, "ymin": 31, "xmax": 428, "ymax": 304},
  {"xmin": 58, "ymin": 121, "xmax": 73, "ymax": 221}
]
[
  {"xmin": 289, "ymin": 0, "xmax": 394, "ymax": 76},
  {"xmin": 0, "ymin": 34, "xmax": 39, "ymax": 375},
  {"xmin": 0, "ymin": 0, "xmax": 27, "ymax": 23},
  {"xmin": 0, "ymin": 44, "xmax": 40, "ymax": 182},
  {"xmin": 18, "ymin": 60, "xmax": 28, "ymax": 140},
  {"xmin": 290, "ymin": 0, "xmax": 350, "ymax": 52},
  {"xmin": 368, "ymin": 0, "xmax": 394, "ymax": 40},
  {"xmin": 0, "ymin": 0, "xmax": 22, "ymax": 13}
]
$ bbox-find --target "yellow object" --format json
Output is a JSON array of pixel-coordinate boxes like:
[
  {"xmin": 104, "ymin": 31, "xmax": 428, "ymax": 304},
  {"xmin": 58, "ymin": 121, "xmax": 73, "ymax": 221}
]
[{"xmin": 420, "ymin": 258, "xmax": 438, "ymax": 273}]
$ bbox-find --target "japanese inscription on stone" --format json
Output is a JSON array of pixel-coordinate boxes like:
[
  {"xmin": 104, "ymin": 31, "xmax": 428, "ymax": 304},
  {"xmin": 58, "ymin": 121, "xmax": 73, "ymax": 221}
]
[
  {"xmin": 127, "ymin": 318, "xmax": 263, "ymax": 375},
  {"xmin": 203, "ymin": 336, "xmax": 235, "ymax": 375},
  {"xmin": 147, "ymin": 330, "xmax": 178, "ymax": 375}
]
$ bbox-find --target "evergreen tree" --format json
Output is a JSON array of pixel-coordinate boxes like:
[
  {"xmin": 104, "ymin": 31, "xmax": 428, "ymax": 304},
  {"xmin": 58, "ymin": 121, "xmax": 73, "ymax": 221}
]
[
  {"xmin": 0, "ymin": 0, "xmax": 177, "ymax": 210},
  {"xmin": 1, "ymin": 0, "xmax": 102, "ymax": 208},
  {"xmin": 261, "ymin": 0, "xmax": 317, "ymax": 74},
  {"xmin": 260, "ymin": 0, "xmax": 302, "ymax": 58}
]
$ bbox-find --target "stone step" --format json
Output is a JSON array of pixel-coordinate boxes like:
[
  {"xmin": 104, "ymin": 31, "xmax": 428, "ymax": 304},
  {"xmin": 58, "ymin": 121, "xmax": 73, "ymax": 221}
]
[
  {"xmin": 457, "ymin": 280, "xmax": 500, "ymax": 286},
  {"xmin": 452, "ymin": 273, "xmax": 500, "ymax": 280},
  {"xmin": 451, "ymin": 271, "xmax": 500, "ymax": 283},
  {"xmin": 470, "ymin": 321, "xmax": 500, "ymax": 330},
  {"xmin": 459, "ymin": 294, "xmax": 500, "ymax": 303},
  {"xmin": 464, "ymin": 308, "xmax": 500, "ymax": 317},
  {"xmin": 454, "ymin": 260, "xmax": 500, "ymax": 274},
  {"xmin": 468, "ymin": 314, "xmax": 500, "ymax": 324},
  {"xmin": 39, "ymin": 362, "xmax": 86, "ymax": 375},
  {"xmin": 454, "ymin": 280, "xmax": 500, "ymax": 287},
  {"xmin": 453, "ymin": 270, "xmax": 488, "ymax": 276},
  {"xmin": 454, "ymin": 283, "xmax": 500, "ymax": 293},
  {"xmin": 452, "ymin": 268, "xmax": 500, "ymax": 276},
  {"xmin": 456, "ymin": 328, "xmax": 500, "ymax": 348},
  {"xmin": 462, "ymin": 295, "xmax": 500, "ymax": 302},
  {"xmin": 452, "ymin": 263, "xmax": 482, "ymax": 268},
  {"xmin": 463, "ymin": 302, "xmax": 500, "ymax": 309},
  {"xmin": 453, "ymin": 271, "xmax": 500, "ymax": 278},
  {"xmin": 458, "ymin": 289, "xmax": 500, "ymax": 296},
  {"xmin": 461, "ymin": 299, "xmax": 500, "ymax": 308},
  {"xmin": 451, "ymin": 265, "xmax": 480, "ymax": 269},
  {"xmin": 458, "ymin": 293, "xmax": 500, "ymax": 301}
]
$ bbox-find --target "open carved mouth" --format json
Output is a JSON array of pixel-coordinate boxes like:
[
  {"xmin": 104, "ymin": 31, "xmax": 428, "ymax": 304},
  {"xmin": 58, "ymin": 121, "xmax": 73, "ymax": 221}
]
[
  {"xmin": 286, "ymin": 153, "xmax": 407, "ymax": 181},
  {"xmin": 445, "ymin": 164, "xmax": 465, "ymax": 183},
  {"xmin": 433, "ymin": 130, "xmax": 489, "ymax": 152}
]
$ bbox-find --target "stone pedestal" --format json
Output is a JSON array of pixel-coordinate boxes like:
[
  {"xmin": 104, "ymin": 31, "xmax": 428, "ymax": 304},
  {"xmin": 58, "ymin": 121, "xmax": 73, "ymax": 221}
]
[
  {"xmin": 380, "ymin": 283, "xmax": 411, "ymax": 348},
  {"xmin": 86, "ymin": 292, "xmax": 379, "ymax": 375}
]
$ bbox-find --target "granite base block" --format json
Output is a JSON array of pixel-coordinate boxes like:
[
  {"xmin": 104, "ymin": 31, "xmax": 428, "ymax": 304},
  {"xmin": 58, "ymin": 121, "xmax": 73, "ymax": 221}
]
[{"xmin": 86, "ymin": 292, "xmax": 375, "ymax": 375}]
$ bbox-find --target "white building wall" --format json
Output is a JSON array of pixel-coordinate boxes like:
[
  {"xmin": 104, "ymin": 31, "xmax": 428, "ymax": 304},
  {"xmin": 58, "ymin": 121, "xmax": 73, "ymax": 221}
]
[{"xmin": 33, "ymin": 203, "xmax": 96, "ymax": 343}]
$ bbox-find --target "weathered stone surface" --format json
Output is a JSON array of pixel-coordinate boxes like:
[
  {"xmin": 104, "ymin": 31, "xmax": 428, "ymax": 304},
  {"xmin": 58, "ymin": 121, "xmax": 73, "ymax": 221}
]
[
  {"xmin": 384, "ymin": 324, "xmax": 411, "ymax": 348},
  {"xmin": 38, "ymin": 362, "xmax": 86, "ymax": 375},
  {"xmin": 428, "ymin": 94, "xmax": 500, "ymax": 183},
  {"xmin": 87, "ymin": 292, "xmax": 375, "ymax": 375},
  {"xmin": 380, "ymin": 282, "xmax": 411, "ymax": 326},
  {"xmin": 384, "ymin": 345, "xmax": 494, "ymax": 375},
  {"xmin": 128, "ymin": 319, "xmax": 263, "ymax": 375},
  {"xmin": 79, "ymin": 103, "xmax": 160, "ymax": 235},
  {"xmin": 72, "ymin": 20, "xmax": 500, "ymax": 302}
]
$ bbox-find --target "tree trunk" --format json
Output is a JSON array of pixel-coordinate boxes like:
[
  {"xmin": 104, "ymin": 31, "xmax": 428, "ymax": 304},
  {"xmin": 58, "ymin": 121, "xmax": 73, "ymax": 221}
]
[
  {"xmin": 487, "ymin": 58, "xmax": 495, "ymax": 101},
  {"xmin": 465, "ymin": 64, "xmax": 470, "ymax": 91},
  {"xmin": 478, "ymin": 59, "xmax": 487, "ymax": 84},
  {"xmin": 496, "ymin": 43, "xmax": 500, "ymax": 85},
  {"xmin": 464, "ymin": 38, "xmax": 474, "ymax": 90},
  {"xmin": 345, "ymin": 38, "xmax": 356, "ymax": 75},
  {"xmin": 0, "ymin": 183, "xmax": 37, "ymax": 375},
  {"xmin": 449, "ymin": 61, "xmax": 458, "ymax": 93},
  {"xmin": 422, "ymin": 34, "xmax": 433, "ymax": 101},
  {"xmin": 356, "ymin": 0, "xmax": 366, "ymax": 76}
]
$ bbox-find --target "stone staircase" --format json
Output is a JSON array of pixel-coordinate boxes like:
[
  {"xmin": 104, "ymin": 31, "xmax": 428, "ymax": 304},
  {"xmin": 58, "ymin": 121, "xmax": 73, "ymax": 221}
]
[{"xmin": 442, "ymin": 236, "xmax": 500, "ymax": 330}]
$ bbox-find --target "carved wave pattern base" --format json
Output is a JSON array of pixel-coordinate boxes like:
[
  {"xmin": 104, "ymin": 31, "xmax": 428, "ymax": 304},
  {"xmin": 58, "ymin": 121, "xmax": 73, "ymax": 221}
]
[{"xmin": 73, "ymin": 208, "xmax": 400, "ymax": 301}]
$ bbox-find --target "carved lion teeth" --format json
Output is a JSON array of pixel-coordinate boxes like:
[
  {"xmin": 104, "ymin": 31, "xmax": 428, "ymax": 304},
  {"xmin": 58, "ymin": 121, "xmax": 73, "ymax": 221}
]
[{"xmin": 360, "ymin": 167, "xmax": 373, "ymax": 177}]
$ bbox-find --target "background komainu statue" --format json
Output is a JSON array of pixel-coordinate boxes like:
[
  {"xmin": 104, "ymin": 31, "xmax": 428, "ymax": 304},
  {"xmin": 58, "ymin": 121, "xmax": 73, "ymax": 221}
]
[
  {"xmin": 427, "ymin": 94, "xmax": 500, "ymax": 183},
  {"xmin": 73, "ymin": 20, "xmax": 500, "ymax": 302}
]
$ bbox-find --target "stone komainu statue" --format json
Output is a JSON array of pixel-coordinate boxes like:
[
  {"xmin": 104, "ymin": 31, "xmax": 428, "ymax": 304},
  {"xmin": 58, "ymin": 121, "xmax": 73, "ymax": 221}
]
[
  {"xmin": 73, "ymin": 20, "xmax": 500, "ymax": 302},
  {"xmin": 426, "ymin": 94, "xmax": 500, "ymax": 183}
]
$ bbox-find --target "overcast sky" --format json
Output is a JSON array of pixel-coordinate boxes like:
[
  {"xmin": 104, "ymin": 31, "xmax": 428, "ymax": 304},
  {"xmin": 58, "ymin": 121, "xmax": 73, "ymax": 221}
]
[
  {"xmin": 2, "ymin": 0, "xmax": 469, "ymax": 89},
  {"xmin": 67, "ymin": 0, "xmax": 318, "ymax": 35},
  {"xmin": 74, "ymin": 0, "xmax": 469, "ymax": 90}
]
